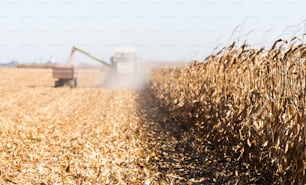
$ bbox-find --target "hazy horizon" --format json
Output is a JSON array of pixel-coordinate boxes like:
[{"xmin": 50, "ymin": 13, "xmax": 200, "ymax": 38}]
[{"xmin": 1, "ymin": 0, "xmax": 306, "ymax": 64}]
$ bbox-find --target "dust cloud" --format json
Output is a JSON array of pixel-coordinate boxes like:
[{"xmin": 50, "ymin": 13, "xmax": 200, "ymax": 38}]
[
  {"xmin": 77, "ymin": 62, "xmax": 187, "ymax": 90},
  {"xmin": 96, "ymin": 69, "xmax": 150, "ymax": 90}
]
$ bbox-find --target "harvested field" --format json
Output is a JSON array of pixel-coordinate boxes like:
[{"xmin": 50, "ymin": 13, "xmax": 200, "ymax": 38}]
[{"xmin": 0, "ymin": 68, "xmax": 156, "ymax": 184}]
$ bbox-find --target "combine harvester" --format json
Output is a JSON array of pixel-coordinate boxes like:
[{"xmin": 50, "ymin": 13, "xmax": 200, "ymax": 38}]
[{"xmin": 52, "ymin": 46, "xmax": 140, "ymax": 88}]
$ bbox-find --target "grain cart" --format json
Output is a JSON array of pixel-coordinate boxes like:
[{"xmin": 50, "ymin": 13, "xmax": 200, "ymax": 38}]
[
  {"xmin": 52, "ymin": 46, "xmax": 112, "ymax": 88},
  {"xmin": 52, "ymin": 67, "xmax": 77, "ymax": 87}
]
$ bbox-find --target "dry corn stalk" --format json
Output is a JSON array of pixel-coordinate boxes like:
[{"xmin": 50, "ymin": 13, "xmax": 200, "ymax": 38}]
[{"xmin": 139, "ymin": 38, "xmax": 306, "ymax": 184}]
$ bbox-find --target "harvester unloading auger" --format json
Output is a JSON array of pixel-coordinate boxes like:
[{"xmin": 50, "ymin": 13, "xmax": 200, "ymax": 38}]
[{"xmin": 52, "ymin": 46, "xmax": 139, "ymax": 88}]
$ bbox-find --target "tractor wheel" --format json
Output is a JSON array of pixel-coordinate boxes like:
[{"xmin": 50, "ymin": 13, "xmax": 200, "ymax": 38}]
[
  {"xmin": 70, "ymin": 79, "xmax": 77, "ymax": 88},
  {"xmin": 54, "ymin": 80, "xmax": 63, "ymax": 87},
  {"xmin": 74, "ymin": 78, "xmax": 78, "ymax": 87}
]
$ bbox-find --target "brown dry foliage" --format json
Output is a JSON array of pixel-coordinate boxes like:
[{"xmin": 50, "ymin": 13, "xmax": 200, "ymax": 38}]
[{"xmin": 139, "ymin": 40, "xmax": 306, "ymax": 184}]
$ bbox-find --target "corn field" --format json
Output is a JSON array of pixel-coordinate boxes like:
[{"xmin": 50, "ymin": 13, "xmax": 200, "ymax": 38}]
[
  {"xmin": 0, "ymin": 38, "xmax": 305, "ymax": 184},
  {"xmin": 139, "ymin": 39, "xmax": 306, "ymax": 184}
]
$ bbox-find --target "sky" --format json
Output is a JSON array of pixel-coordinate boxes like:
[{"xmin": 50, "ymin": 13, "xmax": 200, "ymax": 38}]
[{"xmin": 0, "ymin": 0, "xmax": 306, "ymax": 64}]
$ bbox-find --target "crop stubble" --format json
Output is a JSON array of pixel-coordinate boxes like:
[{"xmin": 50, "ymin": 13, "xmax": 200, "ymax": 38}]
[{"xmin": 0, "ymin": 68, "xmax": 153, "ymax": 184}]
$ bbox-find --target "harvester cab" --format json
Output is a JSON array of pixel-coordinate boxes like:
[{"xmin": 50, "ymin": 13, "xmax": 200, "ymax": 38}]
[{"xmin": 111, "ymin": 48, "xmax": 140, "ymax": 74}]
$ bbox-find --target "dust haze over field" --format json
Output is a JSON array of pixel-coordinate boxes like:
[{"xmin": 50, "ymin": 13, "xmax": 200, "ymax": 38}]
[
  {"xmin": 96, "ymin": 69, "xmax": 149, "ymax": 90},
  {"xmin": 85, "ymin": 62, "xmax": 185, "ymax": 90}
]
